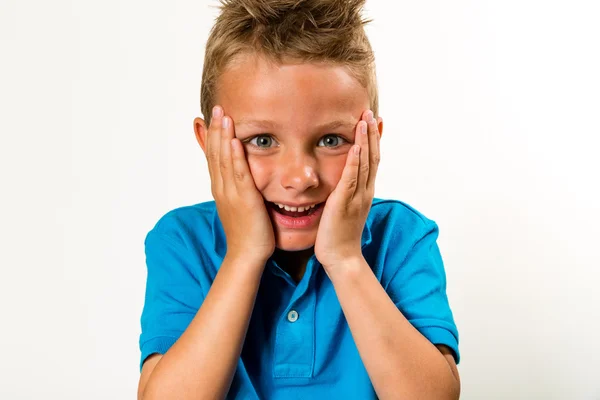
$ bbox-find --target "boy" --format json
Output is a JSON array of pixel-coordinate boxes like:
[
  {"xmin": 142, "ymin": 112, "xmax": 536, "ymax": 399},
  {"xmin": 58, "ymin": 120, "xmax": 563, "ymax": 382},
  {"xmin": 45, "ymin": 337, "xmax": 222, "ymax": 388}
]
[{"xmin": 138, "ymin": 0, "xmax": 460, "ymax": 399}]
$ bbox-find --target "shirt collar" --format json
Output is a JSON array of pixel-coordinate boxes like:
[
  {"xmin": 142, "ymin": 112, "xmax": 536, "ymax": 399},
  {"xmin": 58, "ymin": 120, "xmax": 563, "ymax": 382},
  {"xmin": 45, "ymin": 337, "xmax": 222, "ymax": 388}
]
[{"xmin": 212, "ymin": 206, "xmax": 373, "ymax": 259}]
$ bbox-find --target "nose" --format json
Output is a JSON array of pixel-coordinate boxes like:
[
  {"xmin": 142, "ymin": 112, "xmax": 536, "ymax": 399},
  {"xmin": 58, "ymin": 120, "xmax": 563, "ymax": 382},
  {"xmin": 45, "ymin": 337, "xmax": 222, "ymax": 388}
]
[{"xmin": 280, "ymin": 152, "xmax": 319, "ymax": 193}]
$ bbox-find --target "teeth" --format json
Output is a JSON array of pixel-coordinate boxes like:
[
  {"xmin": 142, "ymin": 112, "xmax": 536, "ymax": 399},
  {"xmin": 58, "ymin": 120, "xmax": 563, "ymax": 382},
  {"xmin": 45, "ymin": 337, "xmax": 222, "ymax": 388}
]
[{"xmin": 274, "ymin": 202, "xmax": 318, "ymax": 212}]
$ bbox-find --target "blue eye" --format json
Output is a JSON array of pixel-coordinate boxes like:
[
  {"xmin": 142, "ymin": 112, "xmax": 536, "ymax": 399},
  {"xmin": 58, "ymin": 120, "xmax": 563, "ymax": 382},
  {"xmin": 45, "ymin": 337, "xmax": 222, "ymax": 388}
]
[
  {"xmin": 318, "ymin": 134, "xmax": 344, "ymax": 147},
  {"xmin": 248, "ymin": 135, "xmax": 276, "ymax": 148},
  {"xmin": 246, "ymin": 134, "xmax": 346, "ymax": 150}
]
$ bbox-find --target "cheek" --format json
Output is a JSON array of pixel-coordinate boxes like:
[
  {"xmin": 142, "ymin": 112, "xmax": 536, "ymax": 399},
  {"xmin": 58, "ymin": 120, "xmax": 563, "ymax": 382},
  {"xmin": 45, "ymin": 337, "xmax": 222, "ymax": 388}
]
[
  {"xmin": 246, "ymin": 157, "xmax": 273, "ymax": 191},
  {"xmin": 319, "ymin": 157, "xmax": 347, "ymax": 188}
]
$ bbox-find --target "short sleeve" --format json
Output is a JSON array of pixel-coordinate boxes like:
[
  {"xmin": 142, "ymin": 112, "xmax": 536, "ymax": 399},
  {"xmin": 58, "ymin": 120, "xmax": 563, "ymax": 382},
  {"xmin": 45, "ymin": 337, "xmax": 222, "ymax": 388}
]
[
  {"xmin": 384, "ymin": 221, "xmax": 460, "ymax": 363},
  {"xmin": 139, "ymin": 229, "xmax": 205, "ymax": 371}
]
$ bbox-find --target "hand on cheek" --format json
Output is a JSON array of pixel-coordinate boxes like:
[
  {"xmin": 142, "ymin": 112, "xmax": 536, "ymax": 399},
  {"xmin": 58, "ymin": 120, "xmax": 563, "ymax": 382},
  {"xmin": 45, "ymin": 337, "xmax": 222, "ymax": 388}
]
[
  {"xmin": 206, "ymin": 106, "xmax": 275, "ymax": 264},
  {"xmin": 314, "ymin": 110, "xmax": 381, "ymax": 271}
]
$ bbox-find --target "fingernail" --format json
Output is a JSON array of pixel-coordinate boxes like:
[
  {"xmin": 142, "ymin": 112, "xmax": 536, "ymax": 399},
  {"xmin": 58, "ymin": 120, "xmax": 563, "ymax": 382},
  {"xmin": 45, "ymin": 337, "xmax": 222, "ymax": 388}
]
[
  {"xmin": 354, "ymin": 145, "xmax": 360, "ymax": 155},
  {"xmin": 361, "ymin": 121, "xmax": 367, "ymax": 134},
  {"xmin": 223, "ymin": 116, "xmax": 229, "ymax": 129},
  {"xmin": 366, "ymin": 110, "xmax": 374, "ymax": 122},
  {"xmin": 212, "ymin": 106, "xmax": 222, "ymax": 118}
]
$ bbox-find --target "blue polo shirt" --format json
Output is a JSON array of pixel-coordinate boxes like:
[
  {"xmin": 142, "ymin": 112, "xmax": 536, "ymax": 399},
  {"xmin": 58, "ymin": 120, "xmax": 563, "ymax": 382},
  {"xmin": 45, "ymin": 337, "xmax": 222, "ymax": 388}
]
[{"xmin": 139, "ymin": 198, "xmax": 459, "ymax": 399}]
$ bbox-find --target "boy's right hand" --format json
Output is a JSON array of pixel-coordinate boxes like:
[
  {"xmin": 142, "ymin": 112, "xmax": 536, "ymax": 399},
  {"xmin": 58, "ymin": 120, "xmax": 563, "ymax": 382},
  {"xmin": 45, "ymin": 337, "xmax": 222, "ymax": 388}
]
[{"xmin": 206, "ymin": 106, "xmax": 275, "ymax": 264}]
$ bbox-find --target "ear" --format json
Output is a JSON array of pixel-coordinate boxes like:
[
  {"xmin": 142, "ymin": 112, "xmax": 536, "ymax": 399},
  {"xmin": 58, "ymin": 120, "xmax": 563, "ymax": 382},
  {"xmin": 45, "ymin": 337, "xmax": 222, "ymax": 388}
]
[
  {"xmin": 376, "ymin": 116, "xmax": 383, "ymax": 139},
  {"xmin": 193, "ymin": 117, "xmax": 208, "ymax": 154}
]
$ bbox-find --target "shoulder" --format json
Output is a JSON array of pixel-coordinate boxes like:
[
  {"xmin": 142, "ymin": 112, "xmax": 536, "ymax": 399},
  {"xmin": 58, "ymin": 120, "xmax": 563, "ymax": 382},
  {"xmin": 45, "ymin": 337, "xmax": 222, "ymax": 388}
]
[
  {"xmin": 146, "ymin": 200, "xmax": 217, "ymax": 248},
  {"xmin": 368, "ymin": 198, "xmax": 438, "ymax": 242},
  {"xmin": 364, "ymin": 198, "xmax": 440, "ymax": 281}
]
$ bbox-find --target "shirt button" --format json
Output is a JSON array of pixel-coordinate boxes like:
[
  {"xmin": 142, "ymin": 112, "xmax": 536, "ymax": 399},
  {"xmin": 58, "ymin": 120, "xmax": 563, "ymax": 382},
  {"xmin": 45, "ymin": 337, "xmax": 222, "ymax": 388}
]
[{"xmin": 287, "ymin": 310, "xmax": 299, "ymax": 323}]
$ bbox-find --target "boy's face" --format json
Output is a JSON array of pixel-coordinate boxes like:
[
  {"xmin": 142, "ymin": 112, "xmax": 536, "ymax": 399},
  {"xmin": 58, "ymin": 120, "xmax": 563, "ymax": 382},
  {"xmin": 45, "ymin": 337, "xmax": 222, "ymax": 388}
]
[{"xmin": 195, "ymin": 54, "xmax": 382, "ymax": 252}]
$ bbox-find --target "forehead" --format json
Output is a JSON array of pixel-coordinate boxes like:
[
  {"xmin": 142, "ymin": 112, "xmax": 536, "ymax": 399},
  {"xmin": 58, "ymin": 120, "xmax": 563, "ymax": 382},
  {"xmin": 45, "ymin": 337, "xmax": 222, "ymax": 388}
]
[{"xmin": 215, "ymin": 54, "xmax": 370, "ymax": 130}]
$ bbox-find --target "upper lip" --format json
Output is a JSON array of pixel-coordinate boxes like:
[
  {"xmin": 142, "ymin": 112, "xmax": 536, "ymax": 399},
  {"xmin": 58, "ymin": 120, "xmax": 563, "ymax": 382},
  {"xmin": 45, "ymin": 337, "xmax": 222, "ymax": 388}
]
[{"xmin": 267, "ymin": 200, "xmax": 323, "ymax": 207}]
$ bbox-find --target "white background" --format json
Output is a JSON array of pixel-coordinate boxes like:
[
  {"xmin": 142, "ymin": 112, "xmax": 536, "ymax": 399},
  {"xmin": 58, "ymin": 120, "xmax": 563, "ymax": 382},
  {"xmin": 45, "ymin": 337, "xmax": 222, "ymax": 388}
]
[{"xmin": 1, "ymin": 0, "xmax": 599, "ymax": 399}]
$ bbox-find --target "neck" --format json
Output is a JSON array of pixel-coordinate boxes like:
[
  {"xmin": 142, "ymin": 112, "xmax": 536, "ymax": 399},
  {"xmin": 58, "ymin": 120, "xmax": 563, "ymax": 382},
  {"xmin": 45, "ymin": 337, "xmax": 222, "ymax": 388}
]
[{"xmin": 272, "ymin": 247, "xmax": 314, "ymax": 283}]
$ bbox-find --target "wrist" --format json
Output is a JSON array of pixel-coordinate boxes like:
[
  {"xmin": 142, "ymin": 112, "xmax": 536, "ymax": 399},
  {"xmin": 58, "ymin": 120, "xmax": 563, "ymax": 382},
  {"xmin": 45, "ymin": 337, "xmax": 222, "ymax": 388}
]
[
  {"xmin": 322, "ymin": 254, "xmax": 366, "ymax": 281},
  {"xmin": 224, "ymin": 250, "xmax": 269, "ymax": 269}
]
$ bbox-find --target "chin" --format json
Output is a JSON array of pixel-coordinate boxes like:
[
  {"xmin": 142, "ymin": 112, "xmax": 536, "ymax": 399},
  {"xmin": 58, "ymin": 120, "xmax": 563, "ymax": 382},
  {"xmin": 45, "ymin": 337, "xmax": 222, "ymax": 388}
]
[{"xmin": 274, "ymin": 231, "xmax": 316, "ymax": 252}]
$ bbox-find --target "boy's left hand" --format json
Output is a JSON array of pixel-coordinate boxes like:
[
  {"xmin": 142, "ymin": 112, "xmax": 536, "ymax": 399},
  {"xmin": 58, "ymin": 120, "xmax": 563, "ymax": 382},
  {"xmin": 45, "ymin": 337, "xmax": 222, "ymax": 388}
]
[{"xmin": 314, "ymin": 110, "xmax": 381, "ymax": 271}]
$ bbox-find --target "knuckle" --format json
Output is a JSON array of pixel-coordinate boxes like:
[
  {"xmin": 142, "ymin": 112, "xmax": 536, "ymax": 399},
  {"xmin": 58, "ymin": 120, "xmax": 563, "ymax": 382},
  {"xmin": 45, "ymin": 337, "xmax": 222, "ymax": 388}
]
[
  {"xmin": 208, "ymin": 151, "xmax": 218, "ymax": 162},
  {"xmin": 345, "ymin": 177, "xmax": 358, "ymax": 190},
  {"xmin": 233, "ymin": 170, "xmax": 246, "ymax": 181}
]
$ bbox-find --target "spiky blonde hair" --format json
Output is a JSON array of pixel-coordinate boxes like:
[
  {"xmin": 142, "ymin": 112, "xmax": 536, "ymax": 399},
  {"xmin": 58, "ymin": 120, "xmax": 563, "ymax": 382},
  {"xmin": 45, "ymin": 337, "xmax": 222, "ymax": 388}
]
[{"xmin": 200, "ymin": 0, "xmax": 378, "ymax": 125}]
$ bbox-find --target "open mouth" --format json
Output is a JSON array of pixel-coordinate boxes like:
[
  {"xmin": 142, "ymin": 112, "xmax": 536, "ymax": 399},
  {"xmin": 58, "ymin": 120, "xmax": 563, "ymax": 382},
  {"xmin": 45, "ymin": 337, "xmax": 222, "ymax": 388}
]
[{"xmin": 266, "ymin": 201, "xmax": 325, "ymax": 218}]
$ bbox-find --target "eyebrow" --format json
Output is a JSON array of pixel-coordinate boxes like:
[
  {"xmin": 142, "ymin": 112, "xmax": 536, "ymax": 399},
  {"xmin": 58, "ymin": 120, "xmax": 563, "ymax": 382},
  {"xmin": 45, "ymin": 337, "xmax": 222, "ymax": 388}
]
[{"xmin": 235, "ymin": 118, "xmax": 356, "ymax": 132}]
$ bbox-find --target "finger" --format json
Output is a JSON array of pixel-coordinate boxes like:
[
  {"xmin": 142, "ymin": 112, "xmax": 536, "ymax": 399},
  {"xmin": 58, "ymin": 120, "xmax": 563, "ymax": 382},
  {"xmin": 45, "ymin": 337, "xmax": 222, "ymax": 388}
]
[
  {"xmin": 220, "ymin": 116, "xmax": 235, "ymax": 190},
  {"xmin": 338, "ymin": 143, "xmax": 361, "ymax": 200},
  {"xmin": 230, "ymin": 138, "xmax": 255, "ymax": 189},
  {"xmin": 356, "ymin": 117, "xmax": 370, "ymax": 191},
  {"xmin": 208, "ymin": 106, "xmax": 224, "ymax": 188},
  {"xmin": 366, "ymin": 113, "xmax": 380, "ymax": 192}
]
